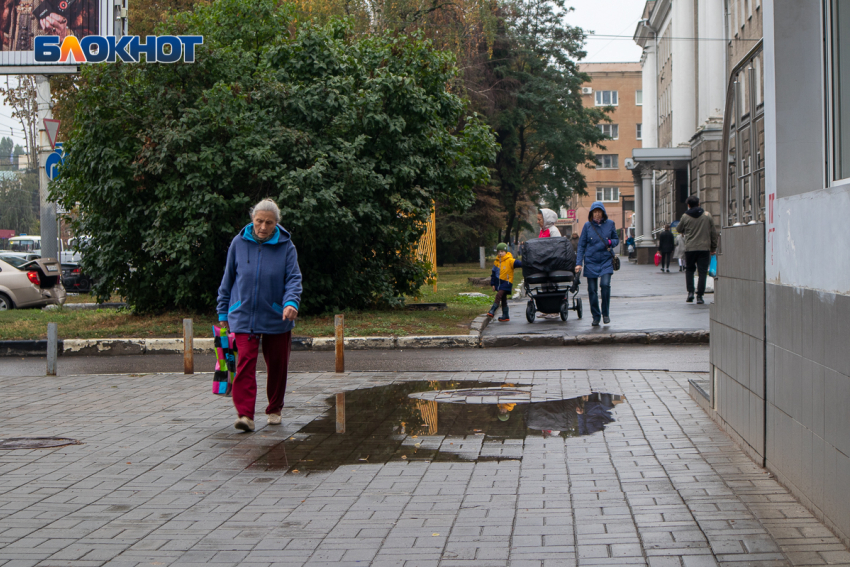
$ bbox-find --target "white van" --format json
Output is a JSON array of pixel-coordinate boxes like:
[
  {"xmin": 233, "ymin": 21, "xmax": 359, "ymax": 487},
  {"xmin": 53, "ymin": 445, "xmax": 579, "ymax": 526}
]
[{"xmin": 8, "ymin": 235, "xmax": 82, "ymax": 263}]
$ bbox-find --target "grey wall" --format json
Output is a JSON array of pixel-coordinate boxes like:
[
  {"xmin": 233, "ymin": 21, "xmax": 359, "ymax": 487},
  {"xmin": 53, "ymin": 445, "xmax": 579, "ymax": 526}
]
[
  {"xmin": 765, "ymin": 285, "xmax": 850, "ymax": 543},
  {"xmin": 710, "ymin": 224, "xmax": 765, "ymax": 461},
  {"xmin": 765, "ymin": 0, "xmax": 825, "ymax": 199}
]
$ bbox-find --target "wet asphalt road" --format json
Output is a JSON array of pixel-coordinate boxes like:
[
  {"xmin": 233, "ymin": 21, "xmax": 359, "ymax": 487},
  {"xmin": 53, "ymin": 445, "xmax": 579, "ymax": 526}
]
[{"xmin": 0, "ymin": 344, "xmax": 709, "ymax": 376}]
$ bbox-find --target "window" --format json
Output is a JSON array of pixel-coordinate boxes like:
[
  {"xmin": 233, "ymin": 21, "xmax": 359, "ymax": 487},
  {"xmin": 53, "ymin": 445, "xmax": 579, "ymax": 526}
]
[
  {"xmin": 598, "ymin": 124, "xmax": 619, "ymax": 139},
  {"xmin": 596, "ymin": 187, "xmax": 620, "ymax": 202},
  {"xmin": 636, "ymin": 90, "xmax": 643, "ymax": 105},
  {"xmin": 831, "ymin": 0, "xmax": 850, "ymax": 180},
  {"xmin": 595, "ymin": 90, "xmax": 618, "ymax": 106},
  {"xmin": 596, "ymin": 155, "xmax": 618, "ymax": 169},
  {"xmin": 636, "ymin": 123, "xmax": 642, "ymax": 140}
]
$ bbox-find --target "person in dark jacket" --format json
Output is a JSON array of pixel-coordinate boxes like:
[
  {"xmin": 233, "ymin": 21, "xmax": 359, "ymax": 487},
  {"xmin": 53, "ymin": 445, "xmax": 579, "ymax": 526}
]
[
  {"xmin": 657, "ymin": 224, "xmax": 675, "ymax": 272},
  {"xmin": 576, "ymin": 202, "xmax": 619, "ymax": 326},
  {"xmin": 217, "ymin": 198, "xmax": 303, "ymax": 433},
  {"xmin": 677, "ymin": 195, "xmax": 719, "ymax": 304}
]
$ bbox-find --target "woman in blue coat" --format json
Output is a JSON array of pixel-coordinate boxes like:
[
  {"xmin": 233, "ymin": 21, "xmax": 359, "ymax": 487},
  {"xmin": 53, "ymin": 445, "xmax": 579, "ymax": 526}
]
[{"xmin": 576, "ymin": 202, "xmax": 619, "ymax": 326}]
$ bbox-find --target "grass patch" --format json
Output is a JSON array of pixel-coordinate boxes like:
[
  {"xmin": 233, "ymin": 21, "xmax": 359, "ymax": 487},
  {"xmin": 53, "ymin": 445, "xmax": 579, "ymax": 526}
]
[{"xmin": 0, "ymin": 263, "xmax": 497, "ymax": 340}]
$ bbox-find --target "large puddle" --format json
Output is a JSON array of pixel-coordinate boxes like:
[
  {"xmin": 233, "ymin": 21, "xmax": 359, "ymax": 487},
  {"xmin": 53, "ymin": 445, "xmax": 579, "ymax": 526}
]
[{"xmin": 249, "ymin": 381, "xmax": 625, "ymax": 472}]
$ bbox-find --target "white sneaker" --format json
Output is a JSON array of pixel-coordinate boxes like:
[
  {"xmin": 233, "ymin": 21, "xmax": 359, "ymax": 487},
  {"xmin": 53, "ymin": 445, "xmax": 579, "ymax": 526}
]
[
  {"xmin": 234, "ymin": 416, "xmax": 255, "ymax": 432},
  {"xmin": 267, "ymin": 413, "xmax": 281, "ymax": 425}
]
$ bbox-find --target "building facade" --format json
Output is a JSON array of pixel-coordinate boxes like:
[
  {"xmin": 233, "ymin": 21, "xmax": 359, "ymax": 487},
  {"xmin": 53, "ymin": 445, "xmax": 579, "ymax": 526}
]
[
  {"xmin": 630, "ymin": 0, "xmax": 754, "ymax": 263},
  {"xmin": 567, "ymin": 63, "xmax": 642, "ymax": 241},
  {"xmin": 691, "ymin": 0, "xmax": 850, "ymax": 547}
]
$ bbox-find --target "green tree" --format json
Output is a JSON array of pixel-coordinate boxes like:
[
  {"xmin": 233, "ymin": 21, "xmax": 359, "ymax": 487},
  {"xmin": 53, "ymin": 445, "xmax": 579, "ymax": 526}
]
[
  {"xmin": 0, "ymin": 172, "xmax": 39, "ymax": 234},
  {"xmin": 471, "ymin": 0, "xmax": 608, "ymax": 243},
  {"xmin": 51, "ymin": 0, "xmax": 496, "ymax": 313},
  {"xmin": 0, "ymin": 137, "xmax": 13, "ymax": 163}
]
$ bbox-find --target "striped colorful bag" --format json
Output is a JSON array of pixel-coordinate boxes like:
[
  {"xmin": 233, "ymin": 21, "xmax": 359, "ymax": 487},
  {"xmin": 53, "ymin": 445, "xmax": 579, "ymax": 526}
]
[{"xmin": 212, "ymin": 325, "xmax": 238, "ymax": 396}]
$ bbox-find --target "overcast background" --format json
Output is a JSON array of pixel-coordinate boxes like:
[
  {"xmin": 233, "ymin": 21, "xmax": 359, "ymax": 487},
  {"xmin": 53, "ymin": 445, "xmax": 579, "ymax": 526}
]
[{"xmin": 0, "ymin": 1, "xmax": 646, "ymax": 153}]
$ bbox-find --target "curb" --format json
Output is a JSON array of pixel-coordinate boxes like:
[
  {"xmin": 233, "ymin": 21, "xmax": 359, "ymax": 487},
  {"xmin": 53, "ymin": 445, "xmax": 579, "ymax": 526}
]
[{"xmin": 0, "ymin": 328, "xmax": 708, "ymax": 357}]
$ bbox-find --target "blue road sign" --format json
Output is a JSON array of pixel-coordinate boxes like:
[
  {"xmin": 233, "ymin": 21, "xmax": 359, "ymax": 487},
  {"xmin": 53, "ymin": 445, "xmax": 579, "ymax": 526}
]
[{"xmin": 45, "ymin": 143, "xmax": 64, "ymax": 181}]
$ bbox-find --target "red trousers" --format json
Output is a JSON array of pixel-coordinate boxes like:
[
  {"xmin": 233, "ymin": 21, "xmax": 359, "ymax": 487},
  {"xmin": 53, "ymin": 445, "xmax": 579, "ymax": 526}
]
[{"xmin": 232, "ymin": 332, "xmax": 292, "ymax": 420}]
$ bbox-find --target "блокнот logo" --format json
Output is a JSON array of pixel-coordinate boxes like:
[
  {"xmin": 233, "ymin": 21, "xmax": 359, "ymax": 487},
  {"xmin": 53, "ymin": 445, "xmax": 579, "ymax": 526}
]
[{"xmin": 34, "ymin": 35, "xmax": 204, "ymax": 63}]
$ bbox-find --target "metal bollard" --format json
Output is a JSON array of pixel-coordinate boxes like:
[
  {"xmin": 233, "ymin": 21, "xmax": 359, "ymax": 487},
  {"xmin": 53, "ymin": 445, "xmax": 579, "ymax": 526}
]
[
  {"xmin": 46, "ymin": 322, "xmax": 57, "ymax": 376},
  {"xmin": 334, "ymin": 314, "xmax": 344, "ymax": 373},
  {"xmin": 336, "ymin": 393, "xmax": 346, "ymax": 433},
  {"xmin": 183, "ymin": 318, "xmax": 194, "ymax": 375},
  {"xmin": 479, "ymin": 246, "xmax": 485, "ymax": 270}
]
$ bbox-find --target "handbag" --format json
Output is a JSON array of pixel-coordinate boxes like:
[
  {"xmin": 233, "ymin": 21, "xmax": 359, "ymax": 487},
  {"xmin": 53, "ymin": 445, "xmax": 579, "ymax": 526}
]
[
  {"xmin": 654, "ymin": 251, "xmax": 661, "ymax": 266},
  {"xmin": 212, "ymin": 325, "xmax": 238, "ymax": 396},
  {"xmin": 590, "ymin": 223, "xmax": 620, "ymax": 271}
]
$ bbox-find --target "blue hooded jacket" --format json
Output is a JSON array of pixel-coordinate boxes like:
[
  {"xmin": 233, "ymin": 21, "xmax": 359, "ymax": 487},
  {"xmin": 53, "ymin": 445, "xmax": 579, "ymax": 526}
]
[
  {"xmin": 576, "ymin": 202, "xmax": 619, "ymax": 278},
  {"xmin": 216, "ymin": 224, "xmax": 303, "ymax": 334}
]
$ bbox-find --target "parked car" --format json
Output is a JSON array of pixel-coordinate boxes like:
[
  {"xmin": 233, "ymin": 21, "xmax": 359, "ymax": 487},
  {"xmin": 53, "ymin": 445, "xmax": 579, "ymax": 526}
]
[
  {"xmin": 0, "ymin": 252, "xmax": 41, "ymax": 268},
  {"xmin": 0, "ymin": 257, "xmax": 66, "ymax": 310},
  {"xmin": 61, "ymin": 263, "xmax": 93, "ymax": 293}
]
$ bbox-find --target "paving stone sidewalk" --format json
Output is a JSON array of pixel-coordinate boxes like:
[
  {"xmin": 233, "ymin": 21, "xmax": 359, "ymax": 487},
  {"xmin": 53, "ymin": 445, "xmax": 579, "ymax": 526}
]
[{"xmin": 0, "ymin": 369, "xmax": 847, "ymax": 567}]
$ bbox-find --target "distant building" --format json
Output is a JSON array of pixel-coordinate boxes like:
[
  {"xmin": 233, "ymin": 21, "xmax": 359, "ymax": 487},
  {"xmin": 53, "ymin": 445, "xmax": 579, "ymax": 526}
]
[{"xmin": 567, "ymin": 62, "xmax": 642, "ymax": 244}]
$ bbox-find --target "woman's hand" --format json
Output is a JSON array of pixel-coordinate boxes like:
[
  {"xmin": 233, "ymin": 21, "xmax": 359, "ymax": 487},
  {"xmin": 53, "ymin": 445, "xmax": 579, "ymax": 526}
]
[
  {"xmin": 283, "ymin": 306, "xmax": 298, "ymax": 321},
  {"xmin": 575, "ymin": 265, "xmax": 582, "ymax": 272}
]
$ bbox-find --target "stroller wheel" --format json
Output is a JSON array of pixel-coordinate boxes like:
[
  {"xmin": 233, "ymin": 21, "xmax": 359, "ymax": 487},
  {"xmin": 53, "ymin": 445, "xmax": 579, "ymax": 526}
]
[
  {"xmin": 575, "ymin": 297, "xmax": 583, "ymax": 319},
  {"xmin": 560, "ymin": 300, "xmax": 569, "ymax": 321},
  {"xmin": 526, "ymin": 300, "xmax": 536, "ymax": 323}
]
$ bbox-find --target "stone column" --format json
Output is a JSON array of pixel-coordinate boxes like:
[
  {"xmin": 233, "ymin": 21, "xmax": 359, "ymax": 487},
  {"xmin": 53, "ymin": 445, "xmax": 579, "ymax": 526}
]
[
  {"xmin": 672, "ymin": 0, "xmax": 696, "ymax": 146},
  {"xmin": 633, "ymin": 170, "xmax": 643, "ymax": 240},
  {"xmin": 641, "ymin": 43, "xmax": 657, "ymax": 148},
  {"xmin": 641, "ymin": 169, "xmax": 654, "ymax": 243}
]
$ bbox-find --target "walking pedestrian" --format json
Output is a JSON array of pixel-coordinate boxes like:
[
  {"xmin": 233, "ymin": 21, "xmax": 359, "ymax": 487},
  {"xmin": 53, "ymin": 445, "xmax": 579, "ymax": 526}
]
[
  {"xmin": 489, "ymin": 243, "xmax": 522, "ymax": 322},
  {"xmin": 217, "ymin": 198, "xmax": 303, "ymax": 432},
  {"xmin": 677, "ymin": 195, "xmax": 718, "ymax": 304},
  {"xmin": 537, "ymin": 209, "xmax": 561, "ymax": 237},
  {"xmin": 673, "ymin": 230, "xmax": 686, "ymax": 271},
  {"xmin": 657, "ymin": 224, "xmax": 675, "ymax": 272},
  {"xmin": 575, "ymin": 202, "xmax": 619, "ymax": 326}
]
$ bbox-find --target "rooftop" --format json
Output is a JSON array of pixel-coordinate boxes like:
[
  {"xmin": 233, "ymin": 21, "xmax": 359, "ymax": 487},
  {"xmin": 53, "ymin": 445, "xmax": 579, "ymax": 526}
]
[{"xmin": 579, "ymin": 62, "xmax": 642, "ymax": 73}]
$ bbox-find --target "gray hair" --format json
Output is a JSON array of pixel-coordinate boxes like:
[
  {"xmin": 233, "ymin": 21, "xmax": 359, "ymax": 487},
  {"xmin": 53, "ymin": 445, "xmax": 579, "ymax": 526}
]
[{"xmin": 250, "ymin": 198, "xmax": 281, "ymax": 223}]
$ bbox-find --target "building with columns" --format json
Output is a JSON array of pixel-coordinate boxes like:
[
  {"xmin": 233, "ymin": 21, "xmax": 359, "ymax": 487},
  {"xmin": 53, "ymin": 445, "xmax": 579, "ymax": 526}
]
[{"xmin": 628, "ymin": 0, "xmax": 760, "ymax": 263}]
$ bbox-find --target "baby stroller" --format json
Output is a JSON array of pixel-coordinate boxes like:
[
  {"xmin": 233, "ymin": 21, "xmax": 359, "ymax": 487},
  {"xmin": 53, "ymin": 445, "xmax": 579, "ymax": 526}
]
[{"xmin": 520, "ymin": 237, "xmax": 583, "ymax": 323}]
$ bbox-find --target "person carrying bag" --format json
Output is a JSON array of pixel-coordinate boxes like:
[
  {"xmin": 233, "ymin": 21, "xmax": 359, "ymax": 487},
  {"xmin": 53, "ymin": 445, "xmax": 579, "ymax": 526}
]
[{"xmin": 575, "ymin": 202, "xmax": 619, "ymax": 327}]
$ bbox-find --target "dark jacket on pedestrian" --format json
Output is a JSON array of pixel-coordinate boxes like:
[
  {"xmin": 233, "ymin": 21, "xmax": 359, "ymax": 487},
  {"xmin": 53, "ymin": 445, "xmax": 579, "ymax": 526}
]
[
  {"xmin": 677, "ymin": 207, "xmax": 719, "ymax": 252},
  {"xmin": 657, "ymin": 230, "xmax": 675, "ymax": 253},
  {"xmin": 576, "ymin": 202, "xmax": 619, "ymax": 278},
  {"xmin": 217, "ymin": 224, "xmax": 303, "ymax": 335}
]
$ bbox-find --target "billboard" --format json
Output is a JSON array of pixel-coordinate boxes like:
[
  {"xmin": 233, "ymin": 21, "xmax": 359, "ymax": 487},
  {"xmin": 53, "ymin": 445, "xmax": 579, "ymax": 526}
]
[{"xmin": 0, "ymin": 0, "xmax": 120, "ymax": 73}]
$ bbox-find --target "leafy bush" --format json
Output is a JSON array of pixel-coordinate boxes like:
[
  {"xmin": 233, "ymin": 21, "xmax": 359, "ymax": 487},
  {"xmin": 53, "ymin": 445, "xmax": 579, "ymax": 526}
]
[{"xmin": 52, "ymin": 0, "xmax": 495, "ymax": 313}]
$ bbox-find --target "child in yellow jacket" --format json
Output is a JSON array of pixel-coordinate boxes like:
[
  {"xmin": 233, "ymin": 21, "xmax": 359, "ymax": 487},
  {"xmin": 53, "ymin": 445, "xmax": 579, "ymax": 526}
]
[{"xmin": 489, "ymin": 243, "xmax": 522, "ymax": 322}]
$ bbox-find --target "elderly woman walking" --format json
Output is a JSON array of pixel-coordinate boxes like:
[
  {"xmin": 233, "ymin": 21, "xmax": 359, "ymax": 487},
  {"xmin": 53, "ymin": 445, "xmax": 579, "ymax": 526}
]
[
  {"xmin": 575, "ymin": 202, "xmax": 619, "ymax": 327},
  {"xmin": 217, "ymin": 198, "xmax": 303, "ymax": 432}
]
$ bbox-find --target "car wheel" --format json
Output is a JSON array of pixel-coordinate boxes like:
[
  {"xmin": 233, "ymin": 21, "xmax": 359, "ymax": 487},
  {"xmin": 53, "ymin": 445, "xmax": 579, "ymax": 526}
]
[{"xmin": 0, "ymin": 293, "xmax": 13, "ymax": 310}]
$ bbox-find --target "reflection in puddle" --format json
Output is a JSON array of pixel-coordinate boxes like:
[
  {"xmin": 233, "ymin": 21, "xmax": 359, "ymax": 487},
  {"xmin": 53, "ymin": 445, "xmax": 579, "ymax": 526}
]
[{"xmin": 249, "ymin": 382, "xmax": 625, "ymax": 472}]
